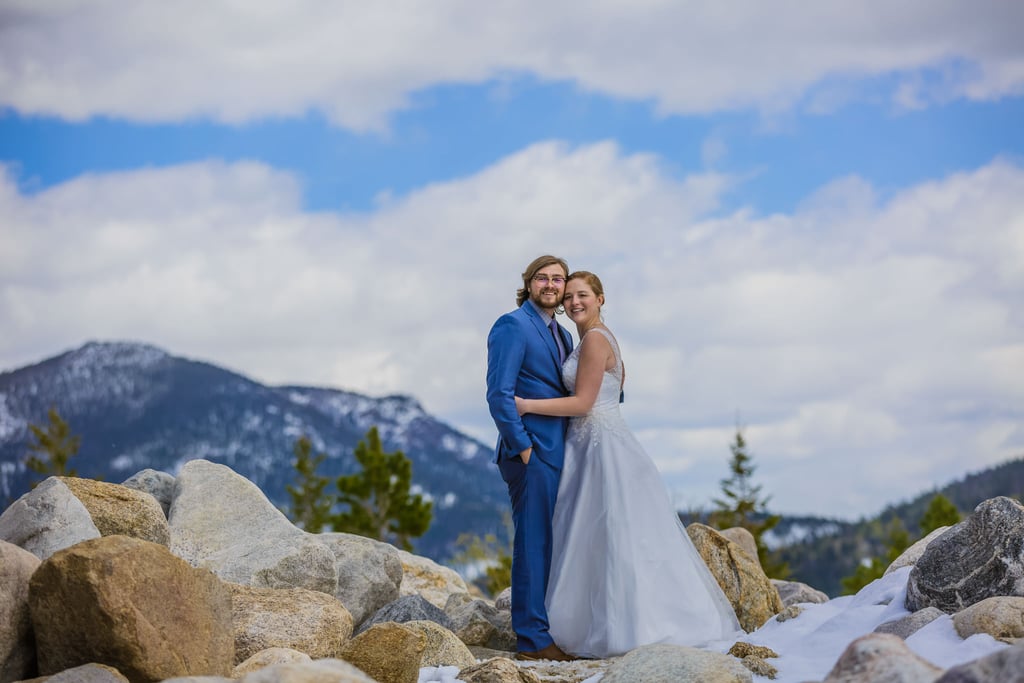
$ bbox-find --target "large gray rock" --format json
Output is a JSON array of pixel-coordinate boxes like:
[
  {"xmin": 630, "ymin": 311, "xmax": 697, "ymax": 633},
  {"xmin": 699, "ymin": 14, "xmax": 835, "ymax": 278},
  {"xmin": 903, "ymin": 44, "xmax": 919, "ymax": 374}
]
[
  {"xmin": 169, "ymin": 460, "xmax": 338, "ymax": 594},
  {"xmin": 0, "ymin": 477, "xmax": 100, "ymax": 560},
  {"xmin": 0, "ymin": 540, "xmax": 41, "ymax": 682},
  {"xmin": 318, "ymin": 532, "xmax": 403, "ymax": 626},
  {"xmin": 228, "ymin": 582, "xmax": 354, "ymax": 664},
  {"xmin": 874, "ymin": 606, "xmax": 945, "ymax": 639},
  {"xmin": 29, "ymin": 535, "xmax": 235, "ymax": 681},
  {"xmin": 821, "ymin": 632, "xmax": 942, "ymax": 682},
  {"xmin": 45, "ymin": 662, "xmax": 130, "ymax": 682},
  {"xmin": 601, "ymin": 643, "xmax": 752, "ymax": 682},
  {"xmin": 906, "ymin": 497, "xmax": 1024, "ymax": 613},
  {"xmin": 122, "ymin": 468, "xmax": 176, "ymax": 517},
  {"xmin": 446, "ymin": 598, "xmax": 516, "ymax": 650},
  {"xmin": 934, "ymin": 644, "xmax": 1024, "ymax": 682},
  {"xmin": 355, "ymin": 594, "xmax": 452, "ymax": 636}
]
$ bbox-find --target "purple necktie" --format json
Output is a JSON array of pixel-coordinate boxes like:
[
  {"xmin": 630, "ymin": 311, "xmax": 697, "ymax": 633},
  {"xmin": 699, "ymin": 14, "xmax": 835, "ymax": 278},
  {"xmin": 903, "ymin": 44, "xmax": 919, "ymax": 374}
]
[{"xmin": 549, "ymin": 319, "xmax": 565, "ymax": 364}]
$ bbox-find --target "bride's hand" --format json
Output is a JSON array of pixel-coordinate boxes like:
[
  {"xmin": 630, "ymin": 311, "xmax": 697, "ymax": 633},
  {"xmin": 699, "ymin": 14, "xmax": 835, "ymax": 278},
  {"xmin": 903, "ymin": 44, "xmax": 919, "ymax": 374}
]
[{"xmin": 515, "ymin": 396, "xmax": 527, "ymax": 416}]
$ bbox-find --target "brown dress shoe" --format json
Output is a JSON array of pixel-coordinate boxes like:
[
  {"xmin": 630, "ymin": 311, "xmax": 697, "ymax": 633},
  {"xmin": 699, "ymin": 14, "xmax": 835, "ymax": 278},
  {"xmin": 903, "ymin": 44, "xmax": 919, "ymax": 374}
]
[{"xmin": 516, "ymin": 642, "xmax": 574, "ymax": 661}]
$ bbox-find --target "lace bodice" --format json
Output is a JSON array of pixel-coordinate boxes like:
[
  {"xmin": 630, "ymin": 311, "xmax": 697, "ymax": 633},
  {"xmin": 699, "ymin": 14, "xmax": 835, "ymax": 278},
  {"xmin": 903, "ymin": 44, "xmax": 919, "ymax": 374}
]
[{"xmin": 562, "ymin": 328, "xmax": 625, "ymax": 444}]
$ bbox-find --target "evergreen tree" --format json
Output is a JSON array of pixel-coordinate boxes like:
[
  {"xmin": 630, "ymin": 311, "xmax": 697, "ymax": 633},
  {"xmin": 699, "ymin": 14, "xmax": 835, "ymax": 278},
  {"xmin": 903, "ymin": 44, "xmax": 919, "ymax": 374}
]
[
  {"xmin": 840, "ymin": 517, "xmax": 910, "ymax": 594},
  {"xmin": 285, "ymin": 436, "xmax": 333, "ymax": 533},
  {"xmin": 709, "ymin": 427, "xmax": 788, "ymax": 578},
  {"xmin": 450, "ymin": 511, "xmax": 513, "ymax": 596},
  {"xmin": 332, "ymin": 426, "xmax": 432, "ymax": 550},
  {"xmin": 25, "ymin": 406, "xmax": 81, "ymax": 486},
  {"xmin": 919, "ymin": 493, "xmax": 961, "ymax": 535}
]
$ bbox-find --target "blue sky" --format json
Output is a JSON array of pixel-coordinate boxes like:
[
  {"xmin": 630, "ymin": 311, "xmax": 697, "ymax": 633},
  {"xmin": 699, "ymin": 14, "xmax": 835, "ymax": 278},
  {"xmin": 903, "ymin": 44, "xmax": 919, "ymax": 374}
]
[{"xmin": 1, "ymin": 2, "xmax": 1022, "ymax": 518}]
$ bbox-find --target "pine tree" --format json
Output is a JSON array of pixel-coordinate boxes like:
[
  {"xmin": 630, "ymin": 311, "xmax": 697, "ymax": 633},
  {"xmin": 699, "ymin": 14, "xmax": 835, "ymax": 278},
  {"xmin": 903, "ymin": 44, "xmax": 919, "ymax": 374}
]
[
  {"xmin": 25, "ymin": 406, "xmax": 81, "ymax": 486},
  {"xmin": 709, "ymin": 427, "xmax": 788, "ymax": 578},
  {"xmin": 450, "ymin": 511, "xmax": 514, "ymax": 596},
  {"xmin": 285, "ymin": 436, "xmax": 333, "ymax": 533},
  {"xmin": 919, "ymin": 493, "xmax": 961, "ymax": 535},
  {"xmin": 332, "ymin": 426, "xmax": 432, "ymax": 551},
  {"xmin": 840, "ymin": 517, "xmax": 910, "ymax": 594}
]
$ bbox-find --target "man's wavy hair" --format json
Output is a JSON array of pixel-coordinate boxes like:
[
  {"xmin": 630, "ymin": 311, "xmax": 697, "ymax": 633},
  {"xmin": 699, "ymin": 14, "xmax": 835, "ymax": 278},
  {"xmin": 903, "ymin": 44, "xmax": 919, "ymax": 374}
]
[{"xmin": 516, "ymin": 255, "xmax": 570, "ymax": 308}]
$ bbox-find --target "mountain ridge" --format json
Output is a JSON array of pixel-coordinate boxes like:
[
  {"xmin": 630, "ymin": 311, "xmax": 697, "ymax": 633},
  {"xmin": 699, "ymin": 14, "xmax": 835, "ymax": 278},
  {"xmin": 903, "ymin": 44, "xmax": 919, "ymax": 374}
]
[{"xmin": 0, "ymin": 340, "xmax": 507, "ymax": 561}]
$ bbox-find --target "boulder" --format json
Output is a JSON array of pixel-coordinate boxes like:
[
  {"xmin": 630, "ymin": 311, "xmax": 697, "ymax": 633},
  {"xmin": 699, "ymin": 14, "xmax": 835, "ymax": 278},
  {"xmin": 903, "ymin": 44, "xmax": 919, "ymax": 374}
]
[
  {"xmin": 687, "ymin": 523, "xmax": 783, "ymax": 631},
  {"xmin": 28, "ymin": 535, "xmax": 234, "ymax": 681},
  {"xmin": 58, "ymin": 476, "xmax": 170, "ymax": 545},
  {"xmin": 934, "ymin": 644, "xmax": 1024, "ymax": 682},
  {"xmin": 398, "ymin": 549, "xmax": 471, "ymax": 609},
  {"xmin": 236, "ymin": 658, "xmax": 377, "ymax": 683},
  {"xmin": 601, "ymin": 643, "xmax": 752, "ymax": 682},
  {"xmin": 772, "ymin": 579, "xmax": 829, "ymax": 607},
  {"xmin": 228, "ymin": 582, "xmax": 354, "ymax": 664},
  {"xmin": 168, "ymin": 460, "xmax": 337, "ymax": 595},
  {"xmin": 318, "ymin": 531, "xmax": 403, "ymax": 626},
  {"xmin": 355, "ymin": 594, "xmax": 453, "ymax": 636},
  {"xmin": 952, "ymin": 596, "xmax": 1024, "ymax": 643},
  {"xmin": 0, "ymin": 540, "xmax": 40, "ymax": 682},
  {"xmin": 821, "ymin": 632, "xmax": 942, "ymax": 682},
  {"xmin": 494, "ymin": 587, "xmax": 512, "ymax": 611},
  {"xmin": 121, "ymin": 469, "xmax": 176, "ymax": 518},
  {"xmin": 446, "ymin": 597, "xmax": 516, "ymax": 650},
  {"xmin": 458, "ymin": 657, "xmax": 542, "ymax": 683},
  {"xmin": 884, "ymin": 526, "xmax": 949, "ymax": 576},
  {"xmin": 720, "ymin": 527, "xmax": 759, "ymax": 563},
  {"xmin": 0, "ymin": 477, "xmax": 100, "ymax": 560},
  {"xmin": 906, "ymin": 497, "xmax": 1024, "ymax": 613},
  {"xmin": 404, "ymin": 620, "xmax": 476, "ymax": 669},
  {"xmin": 44, "ymin": 662, "xmax": 130, "ymax": 682},
  {"xmin": 339, "ymin": 622, "xmax": 426, "ymax": 683},
  {"xmin": 874, "ymin": 606, "xmax": 945, "ymax": 639},
  {"xmin": 232, "ymin": 648, "xmax": 312, "ymax": 677}
]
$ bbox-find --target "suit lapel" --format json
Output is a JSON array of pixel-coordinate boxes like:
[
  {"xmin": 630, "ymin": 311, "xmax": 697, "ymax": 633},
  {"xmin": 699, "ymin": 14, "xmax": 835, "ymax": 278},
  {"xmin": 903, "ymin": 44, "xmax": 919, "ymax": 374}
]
[{"xmin": 523, "ymin": 303, "xmax": 563, "ymax": 368}]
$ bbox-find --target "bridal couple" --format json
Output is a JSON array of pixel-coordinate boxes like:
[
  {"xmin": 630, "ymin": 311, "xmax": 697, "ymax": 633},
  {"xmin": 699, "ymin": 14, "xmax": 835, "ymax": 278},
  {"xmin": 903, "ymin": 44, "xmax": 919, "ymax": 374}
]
[{"xmin": 486, "ymin": 255, "xmax": 741, "ymax": 661}]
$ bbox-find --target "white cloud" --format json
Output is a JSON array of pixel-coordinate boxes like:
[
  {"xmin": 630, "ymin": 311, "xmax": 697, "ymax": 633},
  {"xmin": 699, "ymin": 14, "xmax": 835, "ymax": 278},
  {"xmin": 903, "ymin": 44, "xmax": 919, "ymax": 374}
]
[
  {"xmin": 1, "ymin": 2, "xmax": 1022, "ymax": 128},
  {"xmin": 1, "ymin": 144, "xmax": 1022, "ymax": 518}
]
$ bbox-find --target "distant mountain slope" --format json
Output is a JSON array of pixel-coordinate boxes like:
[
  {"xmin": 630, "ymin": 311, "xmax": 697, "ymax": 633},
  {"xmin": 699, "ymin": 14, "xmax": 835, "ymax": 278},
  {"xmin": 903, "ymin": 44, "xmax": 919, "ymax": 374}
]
[
  {"xmin": 774, "ymin": 457, "xmax": 1024, "ymax": 596},
  {"xmin": 0, "ymin": 341, "xmax": 507, "ymax": 561}
]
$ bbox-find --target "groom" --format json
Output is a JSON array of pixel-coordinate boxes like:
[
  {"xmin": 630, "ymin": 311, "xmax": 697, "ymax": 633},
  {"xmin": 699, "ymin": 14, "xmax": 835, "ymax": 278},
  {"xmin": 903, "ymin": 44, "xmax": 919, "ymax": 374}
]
[{"xmin": 486, "ymin": 254, "xmax": 574, "ymax": 662}]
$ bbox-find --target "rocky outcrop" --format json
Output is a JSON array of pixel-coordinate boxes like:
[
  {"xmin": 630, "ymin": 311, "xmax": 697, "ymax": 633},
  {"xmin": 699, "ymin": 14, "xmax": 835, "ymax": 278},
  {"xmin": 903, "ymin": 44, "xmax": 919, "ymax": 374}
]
[
  {"xmin": 227, "ymin": 582, "xmax": 354, "ymax": 664},
  {"xmin": 772, "ymin": 578, "xmax": 829, "ymax": 606},
  {"xmin": 122, "ymin": 468, "xmax": 176, "ymax": 518},
  {"xmin": 821, "ymin": 632, "xmax": 942, "ymax": 682},
  {"xmin": 2, "ymin": 460, "xmax": 1018, "ymax": 683},
  {"xmin": 318, "ymin": 531, "xmax": 403, "ymax": 626},
  {"xmin": 0, "ymin": 477, "xmax": 100, "ymax": 560},
  {"xmin": 0, "ymin": 540, "xmax": 40, "ymax": 682},
  {"xmin": 169, "ymin": 460, "xmax": 338, "ymax": 595},
  {"xmin": 28, "ymin": 534, "xmax": 235, "ymax": 681},
  {"xmin": 906, "ymin": 497, "xmax": 1024, "ymax": 613},
  {"xmin": 687, "ymin": 522, "xmax": 783, "ymax": 631},
  {"xmin": 58, "ymin": 476, "xmax": 170, "ymax": 546},
  {"xmin": 339, "ymin": 621, "xmax": 426, "ymax": 683},
  {"xmin": 601, "ymin": 643, "xmax": 752, "ymax": 682}
]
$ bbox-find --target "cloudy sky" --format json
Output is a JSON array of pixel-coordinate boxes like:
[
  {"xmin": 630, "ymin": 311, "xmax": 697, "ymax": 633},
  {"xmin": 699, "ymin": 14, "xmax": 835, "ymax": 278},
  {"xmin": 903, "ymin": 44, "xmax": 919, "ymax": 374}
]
[{"xmin": 2, "ymin": 2, "xmax": 1022, "ymax": 520}]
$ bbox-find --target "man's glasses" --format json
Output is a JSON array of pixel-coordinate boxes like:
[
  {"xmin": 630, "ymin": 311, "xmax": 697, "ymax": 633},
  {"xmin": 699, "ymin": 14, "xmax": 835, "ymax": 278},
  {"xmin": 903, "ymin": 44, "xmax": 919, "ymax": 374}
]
[{"xmin": 533, "ymin": 275, "xmax": 566, "ymax": 285}]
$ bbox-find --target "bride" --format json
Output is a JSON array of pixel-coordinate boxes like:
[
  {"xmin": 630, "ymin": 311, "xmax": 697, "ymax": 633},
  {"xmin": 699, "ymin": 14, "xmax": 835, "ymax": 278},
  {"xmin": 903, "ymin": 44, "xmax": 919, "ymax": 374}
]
[{"xmin": 515, "ymin": 271, "xmax": 741, "ymax": 659}]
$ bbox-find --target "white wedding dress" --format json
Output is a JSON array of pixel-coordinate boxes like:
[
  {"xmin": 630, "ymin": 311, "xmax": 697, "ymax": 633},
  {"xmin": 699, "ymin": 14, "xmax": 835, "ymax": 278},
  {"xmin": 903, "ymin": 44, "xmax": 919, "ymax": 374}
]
[{"xmin": 545, "ymin": 328, "xmax": 741, "ymax": 658}]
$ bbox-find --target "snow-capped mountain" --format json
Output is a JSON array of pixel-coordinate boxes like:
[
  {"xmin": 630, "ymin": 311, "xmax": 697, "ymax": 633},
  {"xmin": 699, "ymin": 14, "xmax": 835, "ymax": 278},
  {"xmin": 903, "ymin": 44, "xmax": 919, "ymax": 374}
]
[{"xmin": 0, "ymin": 341, "xmax": 507, "ymax": 561}]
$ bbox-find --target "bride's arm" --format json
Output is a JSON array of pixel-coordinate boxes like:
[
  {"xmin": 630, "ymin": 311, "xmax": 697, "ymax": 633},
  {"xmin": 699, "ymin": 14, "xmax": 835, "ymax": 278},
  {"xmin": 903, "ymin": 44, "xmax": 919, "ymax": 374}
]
[{"xmin": 516, "ymin": 334, "xmax": 611, "ymax": 417}]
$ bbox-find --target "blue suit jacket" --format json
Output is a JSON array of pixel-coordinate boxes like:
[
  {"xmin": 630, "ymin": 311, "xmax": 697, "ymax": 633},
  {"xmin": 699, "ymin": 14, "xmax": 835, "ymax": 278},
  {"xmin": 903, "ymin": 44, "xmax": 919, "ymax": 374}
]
[{"xmin": 486, "ymin": 303, "xmax": 574, "ymax": 467}]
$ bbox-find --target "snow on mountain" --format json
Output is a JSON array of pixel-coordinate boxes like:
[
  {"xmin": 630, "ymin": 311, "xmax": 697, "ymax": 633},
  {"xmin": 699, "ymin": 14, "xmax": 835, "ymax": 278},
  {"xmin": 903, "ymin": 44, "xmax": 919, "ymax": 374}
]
[{"xmin": 0, "ymin": 341, "xmax": 507, "ymax": 561}]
